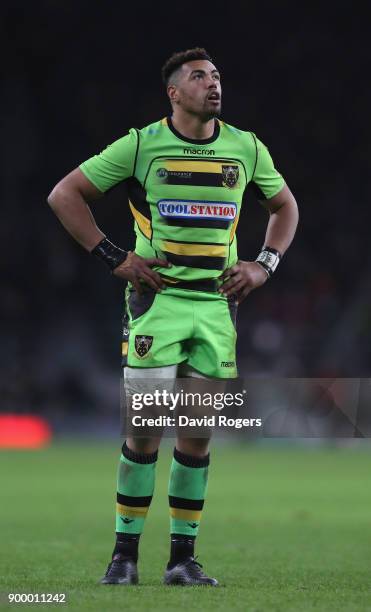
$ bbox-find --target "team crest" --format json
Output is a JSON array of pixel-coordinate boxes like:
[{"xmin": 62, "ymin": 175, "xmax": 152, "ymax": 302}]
[
  {"xmin": 222, "ymin": 165, "xmax": 239, "ymax": 188},
  {"xmin": 134, "ymin": 335, "xmax": 153, "ymax": 358}
]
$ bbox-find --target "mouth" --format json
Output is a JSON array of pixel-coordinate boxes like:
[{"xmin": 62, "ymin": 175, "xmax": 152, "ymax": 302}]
[{"xmin": 207, "ymin": 92, "xmax": 221, "ymax": 103}]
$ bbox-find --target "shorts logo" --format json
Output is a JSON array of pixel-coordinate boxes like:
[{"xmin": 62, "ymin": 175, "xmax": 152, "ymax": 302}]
[
  {"xmin": 134, "ymin": 335, "xmax": 153, "ymax": 358},
  {"xmin": 222, "ymin": 165, "xmax": 239, "ymax": 188},
  {"xmin": 158, "ymin": 200, "xmax": 237, "ymax": 220},
  {"xmin": 221, "ymin": 361, "xmax": 235, "ymax": 367}
]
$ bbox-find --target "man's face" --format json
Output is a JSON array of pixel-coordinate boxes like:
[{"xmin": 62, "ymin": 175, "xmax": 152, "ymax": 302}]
[{"xmin": 168, "ymin": 59, "xmax": 222, "ymax": 120}]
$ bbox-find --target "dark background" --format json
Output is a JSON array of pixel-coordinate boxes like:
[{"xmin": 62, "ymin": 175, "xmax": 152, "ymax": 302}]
[{"xmin": 1, "ymin": 1, "xmax": 370, "ymax": 423}]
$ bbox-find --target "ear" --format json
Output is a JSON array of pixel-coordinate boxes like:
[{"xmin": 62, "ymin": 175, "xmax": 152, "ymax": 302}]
[{"xmin": 167, "ymin": 84, "xmax": 179, "ymax": 104}]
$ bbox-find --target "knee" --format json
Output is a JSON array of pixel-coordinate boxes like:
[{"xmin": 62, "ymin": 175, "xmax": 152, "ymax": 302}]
[
  {"xmin": 176, "ymin": 438, "xmax": 210, "ymax": 458},
  {"xmin": 126, "ymin": 436, "xmax": 161, "ymax": 455}
]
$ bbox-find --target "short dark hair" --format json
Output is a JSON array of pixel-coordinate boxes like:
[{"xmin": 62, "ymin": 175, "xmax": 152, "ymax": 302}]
[{"xmin": 161, "ymin": 47, "xmax": 213, "ymax": 86}]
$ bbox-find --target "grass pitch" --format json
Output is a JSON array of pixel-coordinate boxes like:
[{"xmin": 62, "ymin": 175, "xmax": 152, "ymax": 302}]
[{"xmin": 1, "ymin": 442, "xmax": 371, "ymax": 611}]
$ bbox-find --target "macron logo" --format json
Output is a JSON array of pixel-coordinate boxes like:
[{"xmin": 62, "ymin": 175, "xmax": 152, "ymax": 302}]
[{"xmin": 183, "ymin": 148, "xmax": 215, "ymax": 155}]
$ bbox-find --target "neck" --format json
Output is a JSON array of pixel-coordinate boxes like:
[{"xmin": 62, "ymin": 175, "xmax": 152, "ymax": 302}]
[{"xmin": 171, "ymin": 110, "xmax": 215, "ymax": 141}]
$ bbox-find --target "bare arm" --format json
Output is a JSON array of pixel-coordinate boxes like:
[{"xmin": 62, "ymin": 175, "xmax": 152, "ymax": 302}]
[
  {"xmin": 260, "ymin": 183, "xmax": 299, "ymax": 255},
  {"xmin": 47, "ymin": 168, "xmax": 170, "ymax": 292},
  {"xmin": 47, "ymin": 168, "xmax": 105, "ymax": 251},
  {"xmin": 220, "ymin": 183, "xmax": 299, "ymax": 301}
]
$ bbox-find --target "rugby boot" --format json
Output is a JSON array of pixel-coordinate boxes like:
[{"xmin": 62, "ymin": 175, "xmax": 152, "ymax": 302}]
[
  {"xmin": 100, "ymin": 553, "xmax": 138, "ymax": 585},
  {"xmin": 164, "ymin": 556, "xmax": 218, "ymax": 586}
]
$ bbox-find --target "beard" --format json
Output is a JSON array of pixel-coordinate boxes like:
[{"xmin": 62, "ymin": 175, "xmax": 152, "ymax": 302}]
[
  {"xmin": 204, "ymin": 107, "xmax": 222, "ymax": 120},
  {"xmin": 199, "ymin": 100, "xmax": 222, "ymax": 121},
  {"xmin": 177, "ymin": 95, "xmax": 222, "ymax": 121}
]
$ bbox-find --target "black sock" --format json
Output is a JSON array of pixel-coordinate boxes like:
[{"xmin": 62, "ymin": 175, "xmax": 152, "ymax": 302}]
[
  {"xmin": 168, "ymin": 534, "xmax": 195, "ymax": 568},
  {"xmin": 112, "ymin": 533, "xmax": 140, "ymax": 562}
]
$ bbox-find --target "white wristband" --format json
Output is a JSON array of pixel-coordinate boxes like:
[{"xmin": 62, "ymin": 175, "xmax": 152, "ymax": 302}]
[{"xmin": 255, "ymin": 247, "xmax": 281, "ymax": 277}]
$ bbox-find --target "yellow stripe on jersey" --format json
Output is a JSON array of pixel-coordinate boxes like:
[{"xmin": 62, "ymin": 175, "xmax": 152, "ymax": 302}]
[
  {"xmin": 229, "ymin": 212, "xmax": 240, "ymax": 243},
  {"xmin": 162, "ymin": 241, "xmax": 227, "ymax": 258},
  {"xmin": 129, "ymin": 201, "xmax": 152, "ymax": 239},
  {"xmin": 159, "ymin": 275, "xmax": 180, "ymax": 284},
  {"xmin": 121, "ymin": 341, "xmax": 128, "ymax": 356},
  {"xmin": 164, "ymin": 160, "xmax": 224, "ymax": 174}
]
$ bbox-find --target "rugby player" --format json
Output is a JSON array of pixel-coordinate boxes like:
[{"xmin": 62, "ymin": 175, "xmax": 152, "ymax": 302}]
[{"xmin": 47, "ymin": 48, "xmax": 298, "ymax": 586}]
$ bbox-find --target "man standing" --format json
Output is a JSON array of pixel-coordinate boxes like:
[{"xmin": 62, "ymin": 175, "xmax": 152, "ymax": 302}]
[{"xmin": 48, "ymin": 47, "xmax": 298, "ymax": 586}]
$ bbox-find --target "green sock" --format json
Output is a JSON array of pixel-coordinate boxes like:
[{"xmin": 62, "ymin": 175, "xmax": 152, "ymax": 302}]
[
  {"xmin": 168, "ymin": 447, "xmax": 209, "ymax": 538},
  {"xmin": 115, "ymin": 441, "xmax": 158, "ymax": 537}
]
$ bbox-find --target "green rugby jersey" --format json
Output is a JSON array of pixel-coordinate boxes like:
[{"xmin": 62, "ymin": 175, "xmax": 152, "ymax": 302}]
[{"xmin": 80, "ymin": 117, "xmax": 284, "ymax": 282}]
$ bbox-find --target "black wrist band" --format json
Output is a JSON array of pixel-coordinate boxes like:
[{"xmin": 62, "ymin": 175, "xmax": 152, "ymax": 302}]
[
  {"xmin": 255, "ymin": 246, "xmax": 281, "ymax": 277},
  {"xmin": 91, "ymin": 238, "xmax": 128, "ymax": 272}
]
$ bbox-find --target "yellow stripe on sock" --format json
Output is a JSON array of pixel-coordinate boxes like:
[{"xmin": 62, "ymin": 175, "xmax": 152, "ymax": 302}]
[
  {"xmin": 116, "ymin": 503, "xmax": 149, "ymax": 518},
  {"xmin": 170, "ymin": 507, "xmax": 202, "ymax": 521}
]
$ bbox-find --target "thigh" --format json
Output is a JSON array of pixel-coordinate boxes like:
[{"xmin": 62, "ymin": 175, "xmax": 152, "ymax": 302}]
[{"xmin": 123, "ymin": 364, "xmax": 179, "ymax": 443}]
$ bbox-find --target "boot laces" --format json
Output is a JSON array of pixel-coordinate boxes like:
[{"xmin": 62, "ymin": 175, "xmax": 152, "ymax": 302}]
[
  {"xmin": 185, "ymin": 556, "xmax": 207, "ymax": 577},
  {"xmin": 105, "ymin": 557, "xmax": 130, "ymax": 577}
]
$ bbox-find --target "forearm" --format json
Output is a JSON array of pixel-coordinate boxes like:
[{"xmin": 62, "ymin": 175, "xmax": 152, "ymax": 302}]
[
  {"xmin": 263, "ymin": 197, "xmax": 299, "ymax": 256},
  {"xmin": 48, "ymin": 184, "xmax": 104, "ymax": 252}
]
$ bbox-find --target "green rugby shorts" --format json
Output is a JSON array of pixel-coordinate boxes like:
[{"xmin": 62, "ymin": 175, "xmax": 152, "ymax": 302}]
[{"xmin": 121, "ymin": 285, "xmax": 238, "ymax": 379}]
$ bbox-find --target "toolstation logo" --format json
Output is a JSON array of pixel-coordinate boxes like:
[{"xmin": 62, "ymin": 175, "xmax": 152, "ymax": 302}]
[{"xmin": 158, "ymin": 200, "xmax": 237, "ymax": 220}]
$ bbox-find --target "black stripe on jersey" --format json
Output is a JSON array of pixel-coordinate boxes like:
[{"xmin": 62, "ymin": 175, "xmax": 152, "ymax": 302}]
[
  {"xmin": 117, "ymin": 493, "xmax": 153, "ymax": 507},
  {"xmin": 163, "ymin": 252, "xmax": 226, "ymax": 270},
  {"xmin": 126, "ymin": 177, "xmax": 151, "ymax": 219},
  {"xmin": 168, "ymin": 496, "xmax": 204, "ymax": 510},
  {"xmin": 164, "ymin": 217, "xmax": 230, "ymax": 230},
  {"xmin": 132, "ymin": 128, "xmax": 140, "ymax": 175},
  {"xmin": 144, "ymin": 156, "xmax": 248, "ymax": 188},
  {"xmin": 164, "ymin": 172, "xmax": 224, "ymax": 187},
  {"xmin": 251, "ymin": 132, "xmax": 258, "ymax": 180}
]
